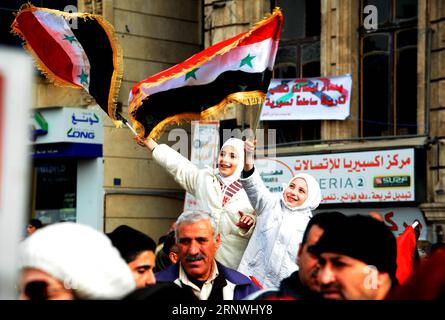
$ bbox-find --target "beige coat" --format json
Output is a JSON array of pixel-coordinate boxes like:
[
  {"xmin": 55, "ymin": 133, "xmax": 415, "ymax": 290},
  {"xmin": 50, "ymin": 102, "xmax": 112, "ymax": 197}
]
[{"xmin": 152, "ymin": 144, "xmax": 256, "ymax": 269}]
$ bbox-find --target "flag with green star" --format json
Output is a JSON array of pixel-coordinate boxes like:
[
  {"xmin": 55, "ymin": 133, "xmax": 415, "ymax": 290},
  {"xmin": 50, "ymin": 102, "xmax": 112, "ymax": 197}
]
[
  {"xmin": 129, "ymin": 8, "xmax": 283, "ymax": 140},
  {"xmin": 11, "ymin": 4, "xmax": 123, "ymax": 123}
]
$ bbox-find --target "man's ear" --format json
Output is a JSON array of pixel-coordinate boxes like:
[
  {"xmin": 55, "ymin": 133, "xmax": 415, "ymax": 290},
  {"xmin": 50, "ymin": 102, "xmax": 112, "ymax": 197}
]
[
  {"xmin": 377, "ymin": 272, "xmax": 391, "ymax": 288},
  {"xmin": 297, "ymin": 242, "xmax": 304, "ymax": 262},
  {"xmin": 215, "ymin": 234, "xmax": 221, "ymax": 250},
  {"xmin": 169, "ymin": 251, "xmax": 178, "ymax": 264}
]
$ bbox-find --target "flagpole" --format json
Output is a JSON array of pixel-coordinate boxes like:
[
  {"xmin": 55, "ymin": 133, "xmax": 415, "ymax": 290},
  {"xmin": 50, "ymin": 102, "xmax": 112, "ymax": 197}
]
[
  {"xmin": 116, "ymin": 112, "xmax": 138, "ymax": 136},
  {"xmin": 252, "ymin": 102, "xmax": 263, "ymax": 133}
]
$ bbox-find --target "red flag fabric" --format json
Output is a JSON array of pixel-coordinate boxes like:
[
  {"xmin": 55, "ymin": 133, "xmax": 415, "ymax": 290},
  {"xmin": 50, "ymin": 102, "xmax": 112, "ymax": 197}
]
[
  {"xmin": 128, "ymin": 8, "xmax": 283, "ymax": 140},
  {"xmin": 386, "ymin": 247, "xmax": 445, "ymax": 300},
  {"xmin": 11, "ymin": 4, "xmax": 123, "ymax": 123},
  {"xmin": 396, "ymin": 226, "xmax": 417, "ymax": 285}
]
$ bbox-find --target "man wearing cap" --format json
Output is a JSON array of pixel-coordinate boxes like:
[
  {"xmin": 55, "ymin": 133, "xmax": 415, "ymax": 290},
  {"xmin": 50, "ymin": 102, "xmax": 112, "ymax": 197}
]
[
  {"xmin": 310, "ymin": 214, "xmax": 398, "ymax": 300},
  {"xmin": 107, "ymin": 225, "xmax": 157, "ymax": 288}
]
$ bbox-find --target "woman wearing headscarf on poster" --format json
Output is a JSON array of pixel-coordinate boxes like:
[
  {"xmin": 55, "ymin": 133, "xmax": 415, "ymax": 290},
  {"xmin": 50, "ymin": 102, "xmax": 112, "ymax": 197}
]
[
  {"xmin": 238, "ymin": 139, "xmax": 322, "ymax": 288},
  {"xmin": 137, "ymin": 137, "xmax": 256, "ymax": 270}
]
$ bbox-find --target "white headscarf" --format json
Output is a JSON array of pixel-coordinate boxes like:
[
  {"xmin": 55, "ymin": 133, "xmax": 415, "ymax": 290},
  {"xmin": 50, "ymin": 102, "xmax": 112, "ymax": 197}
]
[
  {"xmin": 18, "ymin": 222, "xmax": 136, "ymax": 299},
  {"xmin": 281, "ymin": 172, "xmax": 322, "ymax": 212},
  {"xmin": 217, "ymin": 138, "xmax": 245, "ymax": 186}
]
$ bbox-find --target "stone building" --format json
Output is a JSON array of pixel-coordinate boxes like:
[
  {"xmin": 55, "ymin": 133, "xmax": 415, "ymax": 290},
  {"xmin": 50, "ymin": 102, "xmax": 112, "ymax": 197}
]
[{"xmin": 1, "ymin": 0, "xmax": 443, "ymax": 244}]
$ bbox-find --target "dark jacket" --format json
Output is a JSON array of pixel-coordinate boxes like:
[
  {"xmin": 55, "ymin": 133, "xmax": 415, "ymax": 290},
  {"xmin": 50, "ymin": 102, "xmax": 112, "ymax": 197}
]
[
  {"xmin": 249, "ymin": 271, "xmax": 321, "ymax": 300},
  {"xmin": 155, "ymin": 261, "xmax": 259, "ymax": 300}
]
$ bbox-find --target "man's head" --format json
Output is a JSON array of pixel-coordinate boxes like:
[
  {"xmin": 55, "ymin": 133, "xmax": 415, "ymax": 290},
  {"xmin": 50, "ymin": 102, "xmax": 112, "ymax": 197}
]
[
  {"xmin": 175, "ymin": 211, "xmax": 220, "ymax": 281},
  {"xmin": 297, "ymin": 211, "xmax": 347, "ymax": 292},
  {"xmin": 18, "ymin": 222, "xmax": 135, "ymax": 300},
  {"xmin": 310, "ymin": 215, "xmax": 397, "ymax": 300},
  {"xmin": 107, "ymin": 225, "xmax": 157, "ymax": 288},
  {"xmin": 27, "ymin": 219, "xmax": 43, "ymax": 236},
  {"xmin": 155, "ymin": 231, "xmax": 179, "ymax": 272}
]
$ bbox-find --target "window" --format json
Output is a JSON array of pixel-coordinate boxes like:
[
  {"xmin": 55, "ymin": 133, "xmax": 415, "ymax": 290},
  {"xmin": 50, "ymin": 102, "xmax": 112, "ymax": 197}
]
[
  {"xmin": 265, "ymin": 0, "xmax": 321, "ymax": 144},
  {"xmin": 359, "ymin": 0, "xmax": 418, "ymax": 137},
  {"xmin": 33, "ymin": 159, "xmax": 77, "ymax": 224}
]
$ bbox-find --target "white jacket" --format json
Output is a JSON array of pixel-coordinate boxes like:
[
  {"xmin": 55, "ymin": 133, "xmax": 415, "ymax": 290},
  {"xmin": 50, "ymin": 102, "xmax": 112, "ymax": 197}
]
[
  {"xmin": 152, "ymin": 144, "xmax": 255, "ymax": 269},
  {"xmin": 238, "ymin": 168, "xmax": 320, "ymax": 288}
]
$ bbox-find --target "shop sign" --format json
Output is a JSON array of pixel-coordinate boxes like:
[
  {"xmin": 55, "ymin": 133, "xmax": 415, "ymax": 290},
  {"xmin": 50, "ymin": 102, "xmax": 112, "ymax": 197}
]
[
  {"xmin": 32, "ymin": 107, "xmax": 103, "ymax": 145},
  {"xmin": 316, "ymin": 207, "xmax": 427, "ymax": 240},
  {"xmin": 255, "ymin": 148, "xmax": 415, "ymax": 204}
]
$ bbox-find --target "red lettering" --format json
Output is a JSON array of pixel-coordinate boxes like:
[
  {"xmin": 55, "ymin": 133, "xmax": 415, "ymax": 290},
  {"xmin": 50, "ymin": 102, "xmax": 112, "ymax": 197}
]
[{"xmin": 384, "ymin": 212, "xmax": 398, "ymax": 231}]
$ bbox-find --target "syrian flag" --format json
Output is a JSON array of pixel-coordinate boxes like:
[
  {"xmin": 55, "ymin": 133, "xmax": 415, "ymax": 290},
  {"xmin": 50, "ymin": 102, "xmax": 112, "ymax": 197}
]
[
  {"xmin": 129, "ymin": 8, "xmax": 283, "ymax": 140},
  {"xmin": 396, "ymin": 225, "xmax": 417, "ymax": 285},
  {"xmin": 11, "ymin": 4, "xmax": 122, "ymax": 123}
]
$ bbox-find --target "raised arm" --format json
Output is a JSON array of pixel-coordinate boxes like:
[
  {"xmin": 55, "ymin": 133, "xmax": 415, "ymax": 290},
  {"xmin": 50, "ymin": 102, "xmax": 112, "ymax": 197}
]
[
  {"xmin": 240, "ymin": 139, "xmax": 277, "ymax": 215},
  {"xmin": 244, "ymin": 139, "xmax": 255, "ymax": 172},
  {"xmin": 135, "ymin": 136, "xmax": 200, "ymax": 195}
]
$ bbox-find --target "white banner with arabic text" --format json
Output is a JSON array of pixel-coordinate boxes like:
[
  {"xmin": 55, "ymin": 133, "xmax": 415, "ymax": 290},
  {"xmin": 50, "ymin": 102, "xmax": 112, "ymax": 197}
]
[{"xmin": 260, "ymin": 74, "xmax": 352, "ymax": 120}]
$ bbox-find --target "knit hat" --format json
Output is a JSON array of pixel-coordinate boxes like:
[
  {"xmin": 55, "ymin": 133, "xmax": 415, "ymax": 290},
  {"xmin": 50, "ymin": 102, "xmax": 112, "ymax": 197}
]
[
  {"xmin": 18, "ymin": 222, "xmax": 136, "ymax": 299},
  {"xmin": 310, "ymin": 215, "xmax": 397, "ymax": 282},
  {"xmin": 107, "ymin": 225, "xmax": 156, "ymax": 263}
]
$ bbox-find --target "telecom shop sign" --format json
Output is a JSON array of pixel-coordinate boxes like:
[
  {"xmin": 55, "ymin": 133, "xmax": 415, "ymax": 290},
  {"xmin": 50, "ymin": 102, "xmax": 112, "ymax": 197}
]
[
  {"xmin": 255, "ymin": 148, "xmax": 415, "ymax": 204},
  {"xmin": 32, "ymin": 107, "xmax": 103, "ymax": 145}
]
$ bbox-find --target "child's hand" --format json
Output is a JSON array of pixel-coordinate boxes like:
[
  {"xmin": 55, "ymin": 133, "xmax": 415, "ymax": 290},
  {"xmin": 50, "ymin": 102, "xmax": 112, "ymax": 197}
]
[
  {"xmin": 134, "ymin": 136, "xmax": 158, "ymax": 151},
  {"xmin": 244, "ymin": 139, "xmax": 256, "ymax": 171},
  {"xmin": 134, "ymin": 136, "xmax": 146, "ymax": 147},
  {"xmin": 236, "ymin": 211, "xmax": 254, "ymax": 231}
]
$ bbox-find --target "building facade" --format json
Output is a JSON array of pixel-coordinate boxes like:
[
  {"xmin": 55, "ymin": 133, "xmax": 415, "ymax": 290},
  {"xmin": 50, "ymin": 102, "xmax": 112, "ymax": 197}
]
[{"xmin": 3, "ymin": 0, "xmax": 444, "ymax": 244}]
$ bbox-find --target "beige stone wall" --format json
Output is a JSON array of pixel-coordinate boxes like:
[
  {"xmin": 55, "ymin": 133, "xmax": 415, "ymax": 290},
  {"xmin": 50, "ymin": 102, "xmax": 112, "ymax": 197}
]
[
  {"xmin": 203, "ymin": 0, "xmax": 270, "ymax": 126},
  {"xmin": 97, "ymin": 0, "xmax": 201, "ymax": 240},
  {"xmin": 424, "ymin": 0, "xmax": 445, "ymax": 229},
  {"xmin": 204, "ymin": 0, "xmax": 270, "ymax": 47},
  {"xmin": 320, "ymin": 0, "xmax": 359, "ymax": 140}
]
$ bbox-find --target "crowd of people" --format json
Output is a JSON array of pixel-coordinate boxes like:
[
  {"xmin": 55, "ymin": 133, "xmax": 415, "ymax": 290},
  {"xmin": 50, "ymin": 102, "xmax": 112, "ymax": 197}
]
[{"xmin": 17, "ymin": 138, "xmax": 445, "ymax": 300}]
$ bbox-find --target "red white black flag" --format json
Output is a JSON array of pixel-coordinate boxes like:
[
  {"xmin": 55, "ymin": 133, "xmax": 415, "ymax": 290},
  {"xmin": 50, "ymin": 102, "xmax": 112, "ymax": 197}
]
[
  {"xmin": 11, "ymin": 4, "xmax": 122, "ymax": 122},
  {"xmin": 129, "ymin": 8, "xmax": 283, "ymax": 139}
]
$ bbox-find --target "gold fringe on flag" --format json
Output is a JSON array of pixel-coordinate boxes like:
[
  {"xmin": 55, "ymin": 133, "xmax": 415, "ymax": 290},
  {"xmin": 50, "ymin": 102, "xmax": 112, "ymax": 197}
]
[
  {"xmin": 11, "ymin": 4, "xmax": 123, "ymax": 124},
  {"xmin": 129, "ymin": 8, "xmax": 282, "ymax": 140},
  {"xmin": 145, "ymin": 91, "xmax": 266, "ymax": 140}
]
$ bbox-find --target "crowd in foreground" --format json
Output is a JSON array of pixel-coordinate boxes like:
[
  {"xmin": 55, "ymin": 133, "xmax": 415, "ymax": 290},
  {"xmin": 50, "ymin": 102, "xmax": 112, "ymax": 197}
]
[{"xmin": 17, "ymin": 137, "xmax": 445, "ymax": 300}]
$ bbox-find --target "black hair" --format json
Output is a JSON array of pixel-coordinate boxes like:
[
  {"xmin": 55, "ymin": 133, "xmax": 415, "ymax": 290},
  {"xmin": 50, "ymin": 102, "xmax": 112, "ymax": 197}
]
[
  {"xmin": 107, "ymin": 225, "xmax": 156, "ymax": 263},
  {"xmin": 154, "ymin": 231, "xmax": 178, "ymax": 272},
  {"xmin": 29, "ymin": 219, "xmax": 43, "ymax": 229}
]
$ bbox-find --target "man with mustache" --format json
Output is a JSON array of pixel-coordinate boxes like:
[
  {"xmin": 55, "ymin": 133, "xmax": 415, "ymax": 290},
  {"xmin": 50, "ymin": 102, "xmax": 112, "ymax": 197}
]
[{"xmin": 155, "ymin": 210, "xmax": 259, "ymax": 300}]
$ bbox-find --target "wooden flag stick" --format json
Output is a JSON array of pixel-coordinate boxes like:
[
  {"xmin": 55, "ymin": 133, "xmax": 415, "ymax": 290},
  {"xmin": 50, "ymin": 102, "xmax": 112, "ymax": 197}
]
[{"xmin": 116, "ymin": 113, "xmax": 138, "ymax": 136}]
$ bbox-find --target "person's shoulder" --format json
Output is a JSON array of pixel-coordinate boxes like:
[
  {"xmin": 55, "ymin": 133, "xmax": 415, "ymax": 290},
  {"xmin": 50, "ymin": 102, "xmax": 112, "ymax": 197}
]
[
  {"xmin": 218, "ymin": 262, "xmax": 252, "ymax": 285},
  {"xmin": 155, "ymin": 263, "xmax": 179, "ymax": 281},
  {"xmin": 243, "ymin": 288, "xmax": 280, "ymax": 300},
  {"xmin": 124, "ymin": 283, "xmax": 196, "ymax": 301}
]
